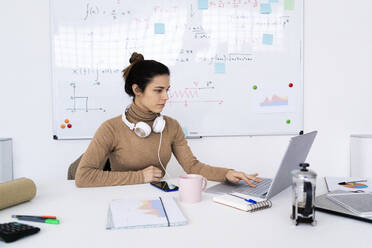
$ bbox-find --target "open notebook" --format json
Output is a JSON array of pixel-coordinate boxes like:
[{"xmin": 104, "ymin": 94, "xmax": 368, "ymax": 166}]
[{"xmin": 106, "ymin": 197, "xmax": 187, "ymax": 229}]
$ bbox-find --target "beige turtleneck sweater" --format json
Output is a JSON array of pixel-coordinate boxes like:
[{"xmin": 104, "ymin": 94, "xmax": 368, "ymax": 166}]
[{"xmin": 75, "ymin": 103, "xmax": 230, "ymax": 187}]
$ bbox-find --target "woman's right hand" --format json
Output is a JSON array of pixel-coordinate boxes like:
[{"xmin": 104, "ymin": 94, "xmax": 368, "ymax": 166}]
[{"xmin": 142, "ymin": 166, "xmax": 163, "ymax": 183}]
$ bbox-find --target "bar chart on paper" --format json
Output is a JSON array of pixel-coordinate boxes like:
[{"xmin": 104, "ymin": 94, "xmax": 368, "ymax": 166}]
[{"xmin": 106, "ymin": 197, "xmax": 187, "ymax": 229}]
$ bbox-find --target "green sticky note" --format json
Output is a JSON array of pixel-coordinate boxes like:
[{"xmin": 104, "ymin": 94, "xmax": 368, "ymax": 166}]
[{"xmin": 284, "ymin": 0, "xmax": 295, "ymax": 10}]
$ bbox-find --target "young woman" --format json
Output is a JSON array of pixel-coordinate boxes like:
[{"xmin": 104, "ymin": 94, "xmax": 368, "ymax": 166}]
[{"xmin": 74, "ymin": 52, "xmax": 261, "ymax": 187}]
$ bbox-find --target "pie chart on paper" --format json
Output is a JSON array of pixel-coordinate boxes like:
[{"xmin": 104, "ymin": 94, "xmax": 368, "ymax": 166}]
[{"xmin": 342, "ymin": 182, "xmax": 368, "ymax": 189}]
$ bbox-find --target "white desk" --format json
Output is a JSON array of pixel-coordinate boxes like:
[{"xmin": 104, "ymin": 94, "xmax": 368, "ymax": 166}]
[{"xmin": 0, "ymin": 179, "xmax": 371, "ymax": 247}]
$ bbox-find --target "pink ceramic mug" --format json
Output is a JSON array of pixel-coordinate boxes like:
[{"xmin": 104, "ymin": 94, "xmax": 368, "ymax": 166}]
[{"xmin": 178, "ymin": 174, "xmax": 207, "ymax": 203}]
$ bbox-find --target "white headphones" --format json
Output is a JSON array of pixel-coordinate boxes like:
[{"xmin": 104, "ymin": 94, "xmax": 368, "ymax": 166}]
[{"xmin": 122, "ymin": 105, "xmax": 166, "ymax": 138}]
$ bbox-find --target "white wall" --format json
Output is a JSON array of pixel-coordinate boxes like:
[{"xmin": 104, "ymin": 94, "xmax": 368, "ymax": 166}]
[{"xmin": 1, "ymin": 0, "xmax": 372, "ymax": 184}]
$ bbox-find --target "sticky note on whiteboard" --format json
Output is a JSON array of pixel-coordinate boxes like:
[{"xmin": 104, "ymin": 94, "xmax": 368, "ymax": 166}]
[
  {"xmin": 284, "ymin": 0, "xmax": 295, "ymax": 10},
  {"xmin": 260, "ymin": 3, "xmax": 272, "ymax": 14},
  {"xmin": 214, "ymin": 63, "xmax": 225, "ymax": 73},
  {"xmin": 262, "ymin": 34, "xmax": 273, "ymax": 45},
  {"xmin": 154, "ymin": 23, "xmax": 165, "ymax": 34},
  {"xmin": 182, "ymin": 127, "xmax": 188, "ymax": 136},
  {"xmin": 269, "ymin": 0, "xmax": 279, "ymax": 2},
  {"xmin": 198, "ymin": 0, "xmax": 209, "ymax": 10}
]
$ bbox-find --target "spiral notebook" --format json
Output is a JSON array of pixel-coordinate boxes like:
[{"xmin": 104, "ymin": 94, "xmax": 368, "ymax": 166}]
[
  {"xmin": 106, "ymin": 196, "xmax": 187, "ymax": 229},
  {"xmin": 213, "ymin": 193, "xmax": 272, "ymax": 212}
]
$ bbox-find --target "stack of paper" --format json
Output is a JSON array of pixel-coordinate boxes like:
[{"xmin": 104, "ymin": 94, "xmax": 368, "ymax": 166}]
[{"xmin": 324, "ymin": 177, "xmax": 372, "ymax": 192}]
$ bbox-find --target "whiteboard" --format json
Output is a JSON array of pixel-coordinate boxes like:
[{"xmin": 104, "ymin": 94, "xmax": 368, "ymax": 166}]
[{"xmin": 50, "ymin": 0, "xmax": 303, "ymax": 139}]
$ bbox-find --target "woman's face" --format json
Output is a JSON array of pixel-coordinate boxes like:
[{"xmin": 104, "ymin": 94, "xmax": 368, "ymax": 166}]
[{"xmin": 133, "ymin": 74, "xmax": 170, "ymax": 113}]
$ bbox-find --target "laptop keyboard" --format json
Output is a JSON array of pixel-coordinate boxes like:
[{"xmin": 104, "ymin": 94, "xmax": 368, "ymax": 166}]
[
  {"xmin": 205, "ymin": 177, "xmax": 273, "ymax": 197},
  {"xmin": 235, "ymin": 178, "xmax": 273, "ymax": 197}
]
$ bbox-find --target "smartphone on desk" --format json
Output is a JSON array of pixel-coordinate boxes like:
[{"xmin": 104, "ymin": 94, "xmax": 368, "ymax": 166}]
[{"xmin": 150, "ymin": 181, "xmax": 179, "ymax": 192}]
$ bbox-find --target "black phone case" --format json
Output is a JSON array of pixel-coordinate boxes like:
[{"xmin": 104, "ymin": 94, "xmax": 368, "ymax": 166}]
[{"xmin": 150, "ymin": 182, "xmax": 179, "ymax": 192}]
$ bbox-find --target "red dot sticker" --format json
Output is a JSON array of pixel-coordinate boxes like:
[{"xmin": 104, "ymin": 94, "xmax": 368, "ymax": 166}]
[
  {"xmin": 67, "ymin": 124, "xmax": 72, "ymax": 128},
  {"xmin": 289, "ymin": 83, "xmax": 293, "ymax": 88}
]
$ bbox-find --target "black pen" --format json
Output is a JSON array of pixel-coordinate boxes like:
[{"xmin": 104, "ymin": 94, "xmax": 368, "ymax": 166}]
[{"xmin": 12, "ymin": 215, "xmax": 57, "ymax": 219}]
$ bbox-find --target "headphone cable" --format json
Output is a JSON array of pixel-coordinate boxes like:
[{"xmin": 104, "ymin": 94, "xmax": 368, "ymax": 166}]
[{"xmin": 157, "ymin": 131, "xmax": 175, "ymax": 187}]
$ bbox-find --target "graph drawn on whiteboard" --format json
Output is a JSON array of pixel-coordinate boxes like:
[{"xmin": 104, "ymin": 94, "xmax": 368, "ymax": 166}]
[
  {"xmin": 167, "ymin": 79, "xmax": 223, "ymax": 107},
  {"xmin": 67, "ymin": 82, "xmax": 106, "ymax": 113}
]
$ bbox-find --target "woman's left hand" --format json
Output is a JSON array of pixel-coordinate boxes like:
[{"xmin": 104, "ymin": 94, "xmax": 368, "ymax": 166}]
[{"xmin": 225, "ymin": 170, "xmax": 262, "ymax": 187}]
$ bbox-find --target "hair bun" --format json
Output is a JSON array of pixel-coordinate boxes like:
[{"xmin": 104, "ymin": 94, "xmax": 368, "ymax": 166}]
[{"xmin": 129, "ymin": 52, "xmax": 144, "ymax": 64}]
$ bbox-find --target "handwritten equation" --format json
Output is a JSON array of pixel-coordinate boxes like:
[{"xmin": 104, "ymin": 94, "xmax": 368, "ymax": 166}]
[
  {"xmin": 232, "ymin": 15, "xmax": 290, "ymax": 28},
  {"xmin": 182, "ymin": 54, "xmax": 253, "ymax": 64},
  {"xmin": 208, "ymin": 0, "xmax": 259, "ymax": 9},
  {"xmin": 84, "ymin": 3, "xmax": 131, "ymax": 20},
  {"xmin": 72, "ymin": 67, "xmax": 121, "ymax": 76}
]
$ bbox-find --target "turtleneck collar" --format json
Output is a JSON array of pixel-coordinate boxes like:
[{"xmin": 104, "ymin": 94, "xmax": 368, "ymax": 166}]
[{"xmin": 126, "ymin": 101, "xmax": 158, "ymax": 123}]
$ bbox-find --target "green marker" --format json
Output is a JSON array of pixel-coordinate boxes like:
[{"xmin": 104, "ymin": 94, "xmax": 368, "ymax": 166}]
[
  {"xmin": 253, "ymin": 85, "xmax": 258, "ymax": 90},
  {"xmin": 286, "ymin": 120, "xmax": 291, "ymax": 124},
  {"xmin": 45, "ymin": 219, "xmax": 60, "ymax": 224}
]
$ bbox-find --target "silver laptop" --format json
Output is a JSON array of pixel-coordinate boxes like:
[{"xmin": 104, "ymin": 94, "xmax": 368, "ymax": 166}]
[{"xmin": 206, "ymin": 131, "xmax": 317, "ymax": 199}]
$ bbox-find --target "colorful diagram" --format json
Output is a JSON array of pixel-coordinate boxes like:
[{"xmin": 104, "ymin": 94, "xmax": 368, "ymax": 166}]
[
  {"xmin": 138, "ymin": 200, "xmax": 166, "ymax": 218},
  {"xmin": 260, "ymin": 94, "xmax": 288, "ymax": 107},
  {"xmin": 339, "ymin": 182, "xmax": 368, "ymax": 189}
]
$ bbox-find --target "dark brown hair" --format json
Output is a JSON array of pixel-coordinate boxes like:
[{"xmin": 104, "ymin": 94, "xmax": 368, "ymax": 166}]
[{"xmin": 122, "ymin": 52, "xmax": 170, "ymax": 97}]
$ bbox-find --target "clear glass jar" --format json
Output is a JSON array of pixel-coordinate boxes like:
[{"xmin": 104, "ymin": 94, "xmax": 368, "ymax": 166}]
[{"xmin": 291, "ymin": 163, "xmax": 317, "ymax": 225}]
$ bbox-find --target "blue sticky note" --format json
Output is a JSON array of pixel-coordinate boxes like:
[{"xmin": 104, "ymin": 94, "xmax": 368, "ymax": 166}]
[
  {"xmin": 198, "ymin": 0, "xmax": 209, "ymax": 10},
  {"xmin": 182, "ymin": 127, "xmax": 188, "ymax": 136},
  {"xmin": 260, "ymin": 3, "xmax": 272, "ymax": 14},
  {"xmin": 269, "ymin": 0, "xmax": 279, "ymax": 3},
  {"xmin": 262, "ymin": 34, "xmax": 273, "ymax": 45},
  {"xmin": 214, "ymin": 63, "xmax": 225, "ymax": 74},
  {"xmin": 154, "ymin": 23, "xmax": 165, "ymax": 34}
]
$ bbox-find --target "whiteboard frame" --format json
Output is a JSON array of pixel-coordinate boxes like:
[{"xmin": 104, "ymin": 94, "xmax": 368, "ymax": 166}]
[{"xmin": 49, "ymin": 0, "xmax": 304, "ymax": 140}]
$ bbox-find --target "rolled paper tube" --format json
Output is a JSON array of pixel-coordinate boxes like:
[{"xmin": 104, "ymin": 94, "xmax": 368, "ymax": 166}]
[{"xmin": 0, "ymin": 178, "xmax": 37, "ymax": 210}]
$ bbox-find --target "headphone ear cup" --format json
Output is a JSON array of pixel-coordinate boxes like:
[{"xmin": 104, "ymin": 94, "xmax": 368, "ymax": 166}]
[
  {"xmin": 152, "ymin": 116, "xmax": 166, "ymax": 133},
  {"xmin": 134, "ymin": 122, "xmax": 152, "ymax": 138}
]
